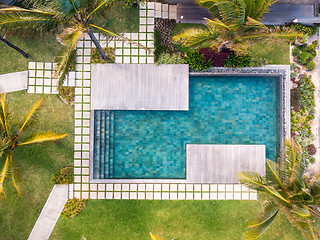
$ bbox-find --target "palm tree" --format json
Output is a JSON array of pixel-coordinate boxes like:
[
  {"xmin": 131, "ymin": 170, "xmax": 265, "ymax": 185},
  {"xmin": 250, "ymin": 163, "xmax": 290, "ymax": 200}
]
[
  {"xmin": 173, "ymin": 0, "xmax": 302, "ymax": 53},
  {"xmin": 0, "ymin": 0, "xmax": 142, "ymax": 87},
  {"xmin": 0, "ymin": 94, "xmax": 67, "ymax": 198},
  {"xmin": 238, "ymin": 139, "xmax": 320, "ymax": 240}
]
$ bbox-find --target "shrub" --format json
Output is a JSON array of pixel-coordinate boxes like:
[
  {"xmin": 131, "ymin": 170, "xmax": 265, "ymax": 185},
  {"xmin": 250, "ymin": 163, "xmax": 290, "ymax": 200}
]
[
  {"xmin": 291, "ymin": 24, "xmax": 318, "ymax": 37},
  {"xmin": 184, "ymin": 49, "xmax": 212, "ymax": 71},
  {"xmin": 310, "ymin": 40, "xmax": 318, "ymax": 49},
  {"xmin": 51, "ymin": 167, "xmax": 74, "ymax": 184},
  {"xmin": 309, "ymin": 156, "xmax": 316, "ymax": 164},
  {"xmin": 250, "ymin": 56, "xmax": 269, "ymax": 67},
  {"xmin": 307, "ymin": 144, "xmax": 317, "ymax": 155},
  {"xmin": 292, "ymin": 47, "xmax": 301, "ymax": 57},
  {"xmin": 58, "ymin": 87, "xmax": 75, "ymax": 106},
  {"xmin": 297, "ymin": 52, "xmax": 312, "ymax": 64},
  {"xmin": 306, "ymin": 61, "xmax": 315, "ymax": 71},
  {"xmin": 61, "ymin": 198, "xmax": 87, "ymax": 218},
  {"xmin": 156, "ymin": 53, "xmax": 185, "ymax": 65},
  {"xmin": 198, "ymin": 47, "xmax": 233, "ymax": 67},
  {"xmin": 305, "ymin": 47, "xmax": 317, "ymax": 58},
  {"xmin": 91, "ymin": 47, "xmax": 115, "ymax": 63},
  {"xmin": 225, "ymin": 53, "xmax": 251, "ymax": 68},
  {"xmin": 291, "ymin": 88, "xmax": 301, "ymax": 111},
  {"xmin": 291, "ymin": 72, "xmax": 298, "ymax": 79},
  {"xmin": 290, "ymin": 62, "xmax": 298, "ymax": 71}
]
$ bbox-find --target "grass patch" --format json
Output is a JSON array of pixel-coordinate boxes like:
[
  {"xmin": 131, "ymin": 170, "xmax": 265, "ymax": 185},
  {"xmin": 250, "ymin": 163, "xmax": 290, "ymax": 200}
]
[
  {"xmin": 92, "ymin": 1, "xmax": 139, "ymax": 33},
  {"xmin": 0, "ymin": 91, "xmax": 74, "ymax": 240},
  {"xmin": 0, "ymin": 33, "xmax": 62, "ymax": 75},
  {"xmin": 51, "ymin": 199, "xmax": 306, "ymax": 240},
  {"xmin": 249, "ymin": 41, "xmax": 290, "ymax": 65}
]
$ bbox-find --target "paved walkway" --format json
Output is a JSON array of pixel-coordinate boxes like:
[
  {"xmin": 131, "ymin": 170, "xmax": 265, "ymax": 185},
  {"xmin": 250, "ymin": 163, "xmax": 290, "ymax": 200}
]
[
  {"xmin": 28, "ymin": 185, "xmax": 68, "ymax": 240},
  {"xmin": 0, "ymin": 71, "xmax": 28, "ymax": 92}
]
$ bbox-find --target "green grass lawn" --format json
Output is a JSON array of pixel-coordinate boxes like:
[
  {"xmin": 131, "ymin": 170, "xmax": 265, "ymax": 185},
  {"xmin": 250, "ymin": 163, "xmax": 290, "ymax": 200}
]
[
  {"xmin": 172, "ymin": 23, "xmax": 206, "ymax": 37},
  {"xmin": 50, "ymin": 199, "xmax": 308, "ymax": 240},
  {"xmin": 249, "ymin": 42, "xmax": 290, "ymax": 65},
  {"xmin": 92, "ymin": 1, "xmax": 139, "ymax": 33},
  {"xmin": 0, "ymin": 91, "xmax": 74, "ymax": 240},
  {"xmin": 0, "ymin": 33, "xmax": 62, "ymax": 75}
]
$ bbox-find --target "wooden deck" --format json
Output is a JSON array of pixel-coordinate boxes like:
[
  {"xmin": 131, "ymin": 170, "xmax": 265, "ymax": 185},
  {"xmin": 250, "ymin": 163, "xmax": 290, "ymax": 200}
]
[
  {"xmin": 186, "ymin": 144, "xmax": 266, "ymax": 183},
  {"xmin": 91, "ymin": 64, "xmax": 189, "ymax": 110}
]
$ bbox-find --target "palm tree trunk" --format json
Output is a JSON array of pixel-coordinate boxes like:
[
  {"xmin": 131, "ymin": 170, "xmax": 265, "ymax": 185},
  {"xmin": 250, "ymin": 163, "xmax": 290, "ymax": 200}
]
[
  {"xmin": 0, "ymin": 36, "xmax": 29, "ymax": 58},
  {"xmin": 87, "ymin": 30, "xmax": 107, "ymax": 61}
]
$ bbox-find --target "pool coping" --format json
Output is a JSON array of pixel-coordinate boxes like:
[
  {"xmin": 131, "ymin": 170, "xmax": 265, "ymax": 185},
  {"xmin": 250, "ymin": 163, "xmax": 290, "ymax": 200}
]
[{"xmin": 90, "ymin": 65, "xmax": 290, "ymax": 184}]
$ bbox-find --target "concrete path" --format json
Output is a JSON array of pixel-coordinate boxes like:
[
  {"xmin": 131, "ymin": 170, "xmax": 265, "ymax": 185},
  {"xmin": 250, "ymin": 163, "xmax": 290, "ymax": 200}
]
[
  {"xmin": 261, "ymin": 3, "xmax": 314, "ymax": 25},
  {"xmin": 28, "ymin": 185, "xmax": 68, "ymax": 240},
  {"xmin": 0, "ymin": 71, "xmax": 28, "ymax": 92}
]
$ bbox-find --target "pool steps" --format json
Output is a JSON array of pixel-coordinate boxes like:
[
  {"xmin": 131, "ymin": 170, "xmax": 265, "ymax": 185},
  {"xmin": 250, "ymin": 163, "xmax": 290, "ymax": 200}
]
[{"xmin": 93, "ymin": 110, "xmax": 114, "ymax": 179}]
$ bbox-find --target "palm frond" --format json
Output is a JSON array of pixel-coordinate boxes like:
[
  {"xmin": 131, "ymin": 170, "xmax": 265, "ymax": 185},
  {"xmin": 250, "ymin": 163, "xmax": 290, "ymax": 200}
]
[
  {"xmin": 86, "ymin": 0, "xmax": 112, "ymax": 20},
  {"xmin": 19, "ymin": 96, "xmax": 44, "ymax": 133},
  {"xmin": 18, "ymin": 131, "xmax": 67, "ymax": 146},
  {"xmin": 0, "ymin": 93, "xmax": 9, "ymax": 137},
  {"xmin": 9, "ymin": 156, "xmax": 23, "ymax": 196},
  {"xmin": 243, "ymin": 203, "xmax": 279, "ymax": 240},
  {"xmin": 172, "ymin": 27, "xmax": 217, "ymax": 48},
  {"xmin": 55, "ymin": 26, "xmax": 83, "ymax": 88},
  {"xmin": 266, "ymin": 159, "xmax": 285, "ymax": 190},
  {"xmin": 150, "ymin": 232, "xmax": 164, "ymax": 240},
  {"xmin": 243, "ymin": 0, "xmax": 277, "ymax": 20},
  {"xmin": 237, "ymin": 171, "xmax": 266, "ymax": 191},
  {"xmin": 0, "ymin": 6, "xmax": 59, "ymax": 32},
  {"xmin": 292, "ymin": 221, "xmax": 320, "ymax": 240},
  {"xmin": 0, "ymin": 156, "xmax": 10, "ymax": 198}
]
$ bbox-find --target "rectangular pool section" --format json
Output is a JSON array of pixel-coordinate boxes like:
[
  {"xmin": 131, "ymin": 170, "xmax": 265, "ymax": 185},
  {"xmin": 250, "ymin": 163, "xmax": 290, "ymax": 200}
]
[{"xmin": 93, "ymin": 75, "xmax": 280, "ymax": 179}]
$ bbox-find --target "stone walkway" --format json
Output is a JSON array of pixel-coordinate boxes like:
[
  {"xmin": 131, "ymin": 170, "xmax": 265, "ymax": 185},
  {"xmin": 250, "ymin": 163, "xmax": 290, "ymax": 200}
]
[{"xmin": 28, "ymin": 185, "xmax": 68, "ymax": 240}]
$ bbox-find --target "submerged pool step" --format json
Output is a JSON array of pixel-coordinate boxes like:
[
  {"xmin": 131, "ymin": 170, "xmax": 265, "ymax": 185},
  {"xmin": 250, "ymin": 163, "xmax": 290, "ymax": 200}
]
[
  {"xmin": 93, "ymin": 110, "xmax": 114, "ymax": 179},
  {"xmin": 108, "ymin": 111, "xmax": 114, "ymax": 178},
  {"xmin": 93, "ymin": 111, "xmax": 101, "ymax": 179}
]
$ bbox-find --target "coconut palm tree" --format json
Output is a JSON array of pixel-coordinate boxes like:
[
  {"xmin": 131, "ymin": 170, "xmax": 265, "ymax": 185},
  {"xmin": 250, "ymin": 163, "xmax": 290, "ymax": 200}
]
[
  {"xmin": 0, "ymin": 0, "xmax": 142, "ymax": 87},
  {"xmin": 173, "ymin": 0, "xmax": 302, "ymax": 53},
  {"xmin": 238, "ymin": 139, "xmax": 320, "ymax": 240},
  {"xmin": 0, "ymin": 94, "xmax": 67, "ymax": 198}
]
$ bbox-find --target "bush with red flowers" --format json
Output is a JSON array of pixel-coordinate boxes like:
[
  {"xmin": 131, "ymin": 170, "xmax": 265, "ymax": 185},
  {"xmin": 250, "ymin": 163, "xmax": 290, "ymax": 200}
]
[{"xmin": 199, "ymin": 47, "xmax": 233, "ymax": 67}]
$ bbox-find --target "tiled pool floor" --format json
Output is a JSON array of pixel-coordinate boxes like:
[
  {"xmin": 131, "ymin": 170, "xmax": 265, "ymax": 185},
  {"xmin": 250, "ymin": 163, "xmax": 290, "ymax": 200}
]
[{"xmin": 94, "ymin": 75, "xmax": 280, "ymax": 179}]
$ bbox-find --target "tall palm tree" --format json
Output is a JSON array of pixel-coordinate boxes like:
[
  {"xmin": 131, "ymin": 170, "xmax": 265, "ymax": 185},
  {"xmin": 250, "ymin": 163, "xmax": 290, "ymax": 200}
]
[
  {"xmin": 238, "ymin": 139, "xmax": 320, "ymax": 240},
  {"xmin": 173, "ymin": 0, "xmax": 302, "ymax": 53},
  {"xmin": 0, "ymin": 0, "xmax": 142, "ymax": 87},
  {"xmin": 0, "ymin": 94, "xmax": 67, "ymax": 198},
  {"xmin": 0, "ymin": 35, "xmax": 29, "ymax": 58}
]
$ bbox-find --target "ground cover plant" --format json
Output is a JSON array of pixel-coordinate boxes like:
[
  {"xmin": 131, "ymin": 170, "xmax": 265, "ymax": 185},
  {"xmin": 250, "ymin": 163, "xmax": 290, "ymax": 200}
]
[
  {"xmin": 291, "ymin": 75, "xmax": 316, "ymax": 164},
  {"xmin": 51, "ymin": 167, "xmax": 74, "ymax": 184},
  {"xmin": 0, "ymin": 91, "xmax": 74, "ymax": 239},
  {"xmin": 238, "ymin": 139, "xmax": 320, "ymax": 239},
  {"xmin": 61, "ymin": 198, "xmax": 87, "ymax": 218},
  {"xmin": 91, "ymin": 47, "xmax": 115, "ymax": 63},
  {"xmin": 292, "ymin": 40, "xmax": 318, "ymax": 71},
  {"xmin": 50, "ymin": 199, "xmax": 307, "ymax": 240}
]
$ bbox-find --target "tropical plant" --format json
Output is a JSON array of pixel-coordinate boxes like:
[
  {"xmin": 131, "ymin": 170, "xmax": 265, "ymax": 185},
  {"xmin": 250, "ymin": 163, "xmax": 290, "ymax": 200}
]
[
  {"xmin": 0, "ymin": 94, "xmax": 67, "ymax": 198},
  {"xmin": 0, "ymin": 0, "xmax": 143, "ymax": 88},
  {"xmin": 238, "ymin": 139, "xmax": 320, "ymax": 240},
  {"xmin": 172, "ymin": 0, "xmax": 302, "ymax": 53}
]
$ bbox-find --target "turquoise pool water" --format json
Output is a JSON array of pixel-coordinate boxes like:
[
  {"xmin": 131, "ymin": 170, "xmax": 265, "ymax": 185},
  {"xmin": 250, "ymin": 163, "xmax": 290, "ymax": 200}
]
[{"xmin": 93, "ymin": 75, "xmax": 280, "ymax": 179}]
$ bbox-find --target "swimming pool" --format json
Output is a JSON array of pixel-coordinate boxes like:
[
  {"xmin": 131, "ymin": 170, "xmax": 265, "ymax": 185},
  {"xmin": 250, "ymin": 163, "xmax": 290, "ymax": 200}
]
[{"xmin": 93, "ymin": 75, "xmax": 280, "ymax": 179}]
